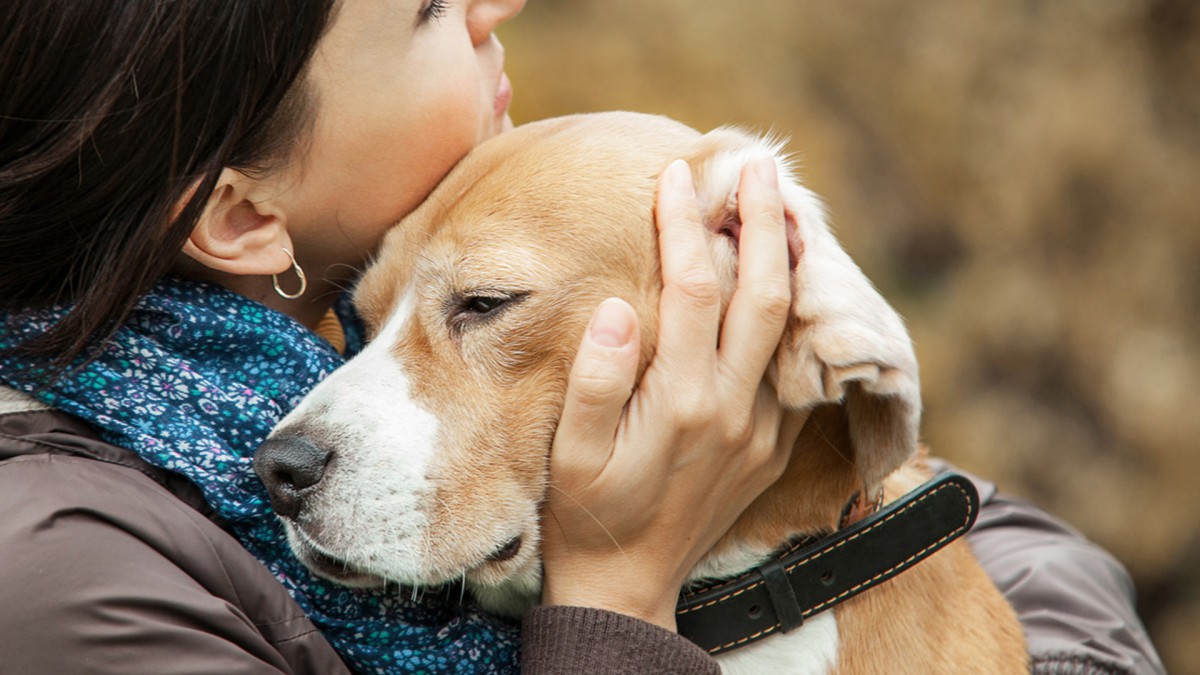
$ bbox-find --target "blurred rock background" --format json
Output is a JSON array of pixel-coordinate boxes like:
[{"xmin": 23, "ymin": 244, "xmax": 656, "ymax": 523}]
[{"xmin": 501, "ymin": 1, "xmax": 1198, "ymax": 672}]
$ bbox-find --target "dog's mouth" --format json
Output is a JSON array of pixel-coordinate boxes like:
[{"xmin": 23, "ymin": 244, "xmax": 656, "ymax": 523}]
[
  {"xmin": 464, "ymin": 531, "xmax": 536, "ymax": 589},
  {"xmin": 485, "ymin": 535, "xmax": 523, "ymax": 563},
  {"xmin": 287, "ymin": 520, "xmax": 532, "ymax": 592},
  {"xmin": 289, "ymin": 527, "xmax": 387, "ymax": 588}
]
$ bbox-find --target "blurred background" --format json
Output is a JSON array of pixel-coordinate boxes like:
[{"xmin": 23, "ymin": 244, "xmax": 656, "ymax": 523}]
[{"xmin": 501, "ymin": 1, "xmax": 1198, "ymax": 672}]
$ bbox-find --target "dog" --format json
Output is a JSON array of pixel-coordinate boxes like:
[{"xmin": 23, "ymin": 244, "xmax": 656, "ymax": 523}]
[{"xmin": 255, "ymin": 112, "xmax": 1027, "ymax": 673}]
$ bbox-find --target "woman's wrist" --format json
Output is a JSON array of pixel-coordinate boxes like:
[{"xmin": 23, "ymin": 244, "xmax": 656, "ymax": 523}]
[
  {"xmin": 540, "ymin": 551, "xmax": 685, "ymax": 631},
  {"xmin": 541, "ymin": 576, "xmax": 680, "ymax": 632}
]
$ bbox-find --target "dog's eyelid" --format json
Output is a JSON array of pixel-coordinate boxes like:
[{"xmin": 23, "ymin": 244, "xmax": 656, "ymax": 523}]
[
  {"xmin": 445, "ymin": 290, "xmax": 532, "ymax": 332},
  {"xmin": 466, "ymin": 295, "xmax": 506, "ymax": 313},
  {"xmin": 457, "ymin": 289, "xmax": 530, "ymax": 310}
]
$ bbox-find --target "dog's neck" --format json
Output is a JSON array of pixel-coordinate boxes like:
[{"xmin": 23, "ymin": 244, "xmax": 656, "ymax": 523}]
[{"xmin": 687, "ymin": 406, "xmax": 863, "ymax": 584}]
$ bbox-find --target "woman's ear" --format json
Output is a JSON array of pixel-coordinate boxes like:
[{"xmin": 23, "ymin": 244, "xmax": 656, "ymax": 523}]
[{"xmin": 182, "ymin": 168, "xmax": 294, "ymax": 276}]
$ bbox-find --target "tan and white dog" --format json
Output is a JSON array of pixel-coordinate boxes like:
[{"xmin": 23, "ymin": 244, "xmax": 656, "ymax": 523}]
[{"xmin": 256, "ymin": 112, "xmax": 1027, "ymax": 674}]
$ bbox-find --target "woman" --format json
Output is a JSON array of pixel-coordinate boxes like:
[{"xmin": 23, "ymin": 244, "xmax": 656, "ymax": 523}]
[{"xmin": 1, "ymin": 0, "xmax": 797, "ymax": 672}]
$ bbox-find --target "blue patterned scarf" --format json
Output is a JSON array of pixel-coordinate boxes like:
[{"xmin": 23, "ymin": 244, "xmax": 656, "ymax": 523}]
[{"xmin": 0, "ymin": 278, "xmax": 519, "ymax": 674}]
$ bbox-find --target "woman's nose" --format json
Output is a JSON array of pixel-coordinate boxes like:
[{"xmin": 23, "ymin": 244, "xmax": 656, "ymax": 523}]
[
  {"xmin": 468, "ymin": 0, "xmax": 527, "ymax": 47},
  {"xmin": 253, "ymin": 436, "xmax": 332, "ymax": 519}
]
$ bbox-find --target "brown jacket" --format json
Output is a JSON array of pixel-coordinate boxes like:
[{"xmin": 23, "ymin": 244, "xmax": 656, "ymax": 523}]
[
  {"xmin": 939, "ymin": 458, "xmax": 1165, "ymax": 675},
  {"xmin": 0, "ymin": 390, "xmax": 716, "ymax": 674}
]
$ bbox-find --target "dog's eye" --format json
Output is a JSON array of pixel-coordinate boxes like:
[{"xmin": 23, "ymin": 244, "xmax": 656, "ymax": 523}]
[
  {"xmin": 465, "ymin": 296, "xmax": 507, "ymax": 315},
  {"xmin": 448, "ymin": 291, "xmax": 530, "ymax": 333}
]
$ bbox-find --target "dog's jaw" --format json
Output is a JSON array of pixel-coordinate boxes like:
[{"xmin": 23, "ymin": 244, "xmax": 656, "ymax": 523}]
[
  {"xmin": 468, "ymin": 560, "xmax": 544, "ymax": 617},
  {"xmin": 283, "ymin": 522, "xmax": 389, "ymax": 588}
]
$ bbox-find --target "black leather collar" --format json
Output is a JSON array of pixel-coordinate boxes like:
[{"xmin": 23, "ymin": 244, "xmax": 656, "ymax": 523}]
[{"xmin": 675, "ymin": 472, "xmax": 980, "ymax": 655}]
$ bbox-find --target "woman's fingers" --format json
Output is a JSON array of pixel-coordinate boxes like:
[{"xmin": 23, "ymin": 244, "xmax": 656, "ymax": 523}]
[
  {"xmin": 652, "ymin": 160, "xmax": 722, "ymax": 383},
  {"xmin": 718, "ymin": 157, "xmax": 792, "ymax": 392},
  {"xmin": 541, "ymin": 157, "xmax": 800, "ymax": 632},
  {"xmin": 551, "ymin": 298, "xmax": 641, "ymax": 487}
]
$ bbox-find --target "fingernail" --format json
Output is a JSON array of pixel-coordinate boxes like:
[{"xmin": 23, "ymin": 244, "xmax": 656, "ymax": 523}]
[
  {"xmin": 667, "ymin": 159, "xmax": 697, "ymax": 198},
  {"xmin": 589, "ymin": 298, "xmax": 635, "ymax": 348},
  {"xmin": 755, "ymin": 156, "xmax": 779, "ymax": 188}
]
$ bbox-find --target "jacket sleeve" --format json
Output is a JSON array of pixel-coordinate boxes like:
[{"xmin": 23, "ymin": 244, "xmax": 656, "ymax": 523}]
[
  {"xmin": 938, "ymin": 460, "xmax": 1167, "ymax": 675},
  {"xmin": 0, "ymin": 451, "xmax": 350, "ymax": 675},
  {"xmin": 521, "ymin": 606, "xmax": 720, "ymax": 675}
]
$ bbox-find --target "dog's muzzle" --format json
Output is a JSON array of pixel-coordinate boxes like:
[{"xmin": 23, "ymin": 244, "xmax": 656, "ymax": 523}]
[{"xmin": 253, "ymin": 436, "xmax": 332, "ymax": 519}]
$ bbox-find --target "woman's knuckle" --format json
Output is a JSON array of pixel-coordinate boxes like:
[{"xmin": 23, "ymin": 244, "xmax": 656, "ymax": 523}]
[
  {"xmin": 666, "ymin": 201, "xmax": 703, "ymax": 227},
  {"xmin": 749, "ymin": 416, "xmax": 784, "ymax": 453},
  {"xmin": 708, "ymin": 388, "xmax": 760, "ymax": 443},
  {"xmin": 672, "ymin": 269, "xmax": 721, "ymax": 306},
  {"xmin": 670, "ymin": 395, "xmax": 716, "ymax": 430},
  {"xmin": 759, "ymin": 451, "xmax": 790, "ymax": 485},
  {"xmin": 569, "ymin": 370, "xmax": 625, "ymax": 410},
  {"xmin": 763, "ymin": 203, "xmax": 787, "ymax": 225},
  {"xmin": 754, "ymin": 281, "xmax": 792, "ymax": 320},
  {"xmin": 716, "ymin": 409, "xmax": 756, "ymax": 447}
]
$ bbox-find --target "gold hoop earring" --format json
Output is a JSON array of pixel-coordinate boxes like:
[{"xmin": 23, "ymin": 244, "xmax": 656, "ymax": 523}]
[{"xmin": 272, "ymin": 248, "xmax": 307, "ymax": 299}]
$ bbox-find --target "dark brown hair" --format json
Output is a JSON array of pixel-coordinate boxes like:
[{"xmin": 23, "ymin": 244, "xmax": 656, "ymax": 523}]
[{"xmin": 0, "ymin": 0, "xmax": 337, "ymax": 369}]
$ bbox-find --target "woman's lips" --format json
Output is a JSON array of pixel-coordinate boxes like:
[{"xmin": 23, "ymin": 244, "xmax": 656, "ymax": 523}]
[{"xmin": 494, "ymin": 71, "xmax": 513, "ymax": 117}]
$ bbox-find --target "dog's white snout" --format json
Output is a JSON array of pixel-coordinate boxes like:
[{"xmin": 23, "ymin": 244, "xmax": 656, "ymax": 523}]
[{"xmin": 261, "ymin": 292, "xmax": 457, "ymax": 583}]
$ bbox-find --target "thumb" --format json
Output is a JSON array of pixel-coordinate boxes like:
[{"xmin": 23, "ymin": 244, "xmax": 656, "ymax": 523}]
[{"xmin": 551, "ymin": 298, "xmax": 641, "ymax": 487}]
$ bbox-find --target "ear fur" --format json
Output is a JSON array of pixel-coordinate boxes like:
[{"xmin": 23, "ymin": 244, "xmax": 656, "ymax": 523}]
[{"xmin": 690, "ymin": 128, "xmax": 921, "ymax": 491}]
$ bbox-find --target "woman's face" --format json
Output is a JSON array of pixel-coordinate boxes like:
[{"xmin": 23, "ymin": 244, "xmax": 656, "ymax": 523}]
[{"xmin": 274, "ymin": 0, "xmax": 526, "ymax": 277}]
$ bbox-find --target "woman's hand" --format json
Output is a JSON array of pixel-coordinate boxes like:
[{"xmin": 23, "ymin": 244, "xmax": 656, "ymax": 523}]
[{"xmin": 540, "ymin": 157, "xmax": 805, "ymax": 631}]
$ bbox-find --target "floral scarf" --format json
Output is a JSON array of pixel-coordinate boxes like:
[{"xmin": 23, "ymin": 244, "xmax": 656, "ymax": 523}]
[{"xmin": 0, "ymin": 278, "xmax": 519, "ymax": 674}]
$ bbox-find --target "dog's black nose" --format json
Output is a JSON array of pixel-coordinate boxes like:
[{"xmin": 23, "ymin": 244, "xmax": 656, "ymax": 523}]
[{"xmin": 253, "ymin": 436, "xmax": 331, "ymax": 519}]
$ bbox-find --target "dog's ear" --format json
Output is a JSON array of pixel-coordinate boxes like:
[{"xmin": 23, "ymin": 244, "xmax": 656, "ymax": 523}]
[{"xmin": 689, "ymin": 129, "xmax": 921, "ymax": 491}]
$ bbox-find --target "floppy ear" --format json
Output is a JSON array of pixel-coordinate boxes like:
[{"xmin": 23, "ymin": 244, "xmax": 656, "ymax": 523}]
[{"xmin": 690, "ymin": 128, "xmax": 922, "ymax": 492}]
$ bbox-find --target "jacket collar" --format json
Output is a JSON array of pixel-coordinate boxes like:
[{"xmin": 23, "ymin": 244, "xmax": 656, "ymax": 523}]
[{"xmin": 0, "ymin": 389, "xmax": 226, "ymax": 526}]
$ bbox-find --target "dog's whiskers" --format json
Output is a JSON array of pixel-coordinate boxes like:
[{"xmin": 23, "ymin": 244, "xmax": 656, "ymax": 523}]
[
  {"xmin": 546, "ymin": 483, "xmax": 625, "ymax": 558},
  {"xmin": 429, "ymin": 494, "xmax": 477, "ymax": 607}
]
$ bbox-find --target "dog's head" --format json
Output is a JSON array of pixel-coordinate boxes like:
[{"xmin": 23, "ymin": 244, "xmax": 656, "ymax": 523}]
[{"xmin": 254, "ymin": 112, "xmax": 920, "ymax": 611}]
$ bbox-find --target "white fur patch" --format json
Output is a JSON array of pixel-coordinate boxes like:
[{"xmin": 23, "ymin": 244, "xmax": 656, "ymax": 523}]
[
  {"xmin": 716, "ymin": 611, "xmax": 839, "ymax": 675},
  {"xmin": 689, "ymin": 541, "xmax": 781, "ymax": 584},
  {"xmin": 702, "ymin": 135, "xmax": 799, "ymax": 214},
  {"xmin": 274, "ymin": 288, "xmax": 443, "ymax": 579}
]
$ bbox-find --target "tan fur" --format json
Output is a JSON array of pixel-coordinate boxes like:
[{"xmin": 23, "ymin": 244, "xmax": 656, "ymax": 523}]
[
  {"xmin": 820, "ymin": 448, "xmax": 1026, "ymax": 674},
  {"xmin": 335, "ymin": 112, "xmax": 1026, "ymax": 671}
]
